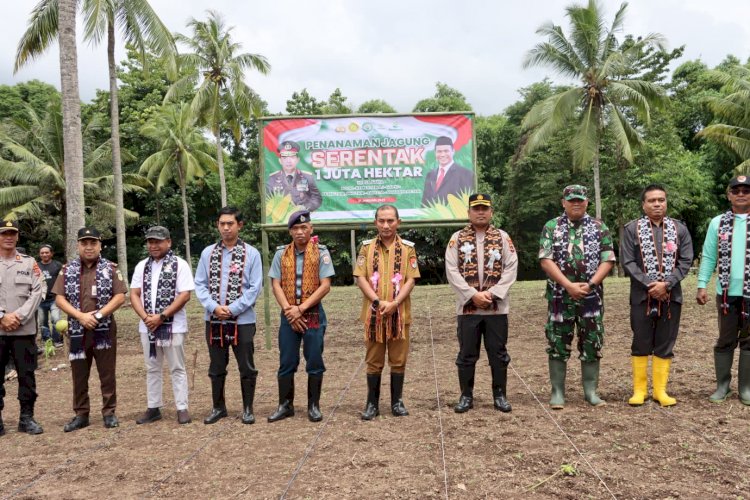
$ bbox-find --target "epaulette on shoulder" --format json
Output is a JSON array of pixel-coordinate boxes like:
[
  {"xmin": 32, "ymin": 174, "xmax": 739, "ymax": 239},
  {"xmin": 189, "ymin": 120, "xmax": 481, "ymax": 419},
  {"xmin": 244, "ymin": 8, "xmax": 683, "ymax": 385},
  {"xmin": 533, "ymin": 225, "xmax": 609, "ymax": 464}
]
[
  {"xmin": 401, "ymin": 239, "xmax": 415, "ymax": 247},
  {"xmin": 276, "ymin": 245, "xmax": 287, "ymax": 250},
  {"xmin": 624, "ymin": 219, "xmax": 637, "ymax": 229},
  {"xmin": 317, "ymin": 244, "xmax": 328, "ymax": 250},
  {"xmin": 361, "ymin": 238, "xmax": 374, "ymax": 246}
]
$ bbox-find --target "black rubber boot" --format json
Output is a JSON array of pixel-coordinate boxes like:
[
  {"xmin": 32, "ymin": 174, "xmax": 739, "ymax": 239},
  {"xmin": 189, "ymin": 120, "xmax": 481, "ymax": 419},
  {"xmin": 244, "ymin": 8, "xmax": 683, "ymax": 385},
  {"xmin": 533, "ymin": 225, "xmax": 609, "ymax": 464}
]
[
  {"xmin": 18, "ymin": 404, "xmax": 43, "ymax": 435},
  {"xmin": 709, "ymin": 351, "xmax": 734, "ymax": 403},
  {"xmin": 268, "ymin": 375, "xmax": 295, "ymax": 422},
  {"xmin": 0, "ymin": 412, "xmax": 4, "ymax": 437},
  {"xmin": 390, "ymin": 372, "xmax": 409, "ymax": 416},
  {"xmin": 307, "ymin": 375, "xmax": 323, "ymax": 422},
  {"xmin": 241, "ymin": 377, "xmax": 256, "ymax": 424},
  {"xmin": 491, "ymin": 365, "xmax": 512, "ymax": 413},
  {"xmin": 203, "ymin": 377, "xmax": 228, "ymax": 424},
  {"xmin": 454, "ymin": 366, "xmax": 475, "ymax": 413},
  {"xmin": 361, "ymin": 374, "xmax": 381, "ymax": 421}
]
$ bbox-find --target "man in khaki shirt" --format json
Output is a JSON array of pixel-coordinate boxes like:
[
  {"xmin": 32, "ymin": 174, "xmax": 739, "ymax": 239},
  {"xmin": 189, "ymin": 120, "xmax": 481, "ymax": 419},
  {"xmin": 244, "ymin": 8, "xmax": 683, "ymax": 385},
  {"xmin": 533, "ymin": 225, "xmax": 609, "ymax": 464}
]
[
  {"xmin": 354, "ymin": 205, "xmax": 420, "ymax": 420},
  {"xmin": 0, "ymin": 219, "xmax": 46, "ymax": 436},
  {"xmin": 54, "ymin": 227, "xmax": 126, "ymax": 432},
  {"xmin": 445, "ymin": 194, "xmax": 518, "ymax": 414}
]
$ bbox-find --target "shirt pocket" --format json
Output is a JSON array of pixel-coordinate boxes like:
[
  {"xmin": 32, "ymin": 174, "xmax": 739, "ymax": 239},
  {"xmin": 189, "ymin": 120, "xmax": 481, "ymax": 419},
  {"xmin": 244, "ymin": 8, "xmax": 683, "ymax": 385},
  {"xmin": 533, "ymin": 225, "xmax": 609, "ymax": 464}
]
[{"xmin": 15, "ymin": 274, "xmax": 33, "ymax": 298}]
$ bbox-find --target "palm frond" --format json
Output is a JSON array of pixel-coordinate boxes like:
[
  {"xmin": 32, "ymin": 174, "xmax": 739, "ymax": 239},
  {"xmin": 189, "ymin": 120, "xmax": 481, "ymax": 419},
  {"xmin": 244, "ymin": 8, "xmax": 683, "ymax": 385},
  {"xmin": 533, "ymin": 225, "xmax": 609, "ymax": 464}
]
[{"xmin": 14, "ymin": 0, "xmax": 59, "ymax": 72}]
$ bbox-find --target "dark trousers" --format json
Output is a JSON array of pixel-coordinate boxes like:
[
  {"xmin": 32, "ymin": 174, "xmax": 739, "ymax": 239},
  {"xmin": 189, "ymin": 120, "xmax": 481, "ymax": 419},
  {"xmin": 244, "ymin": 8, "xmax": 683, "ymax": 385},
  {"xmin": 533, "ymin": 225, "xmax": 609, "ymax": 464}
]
[
  {"xmin": 630, "ymin": 302, "xmax": 681, "ymax": 358},
  {"xmin": 38, "ymin": 299, "xmax": 62, "ymax": 343},
  {"xmin": 277, "ymin": 307, "xmax": 326, "ymax": 377},
  {"xmin": 455, "ymin": 314, "xmax": 510, "ymax": 369},
  {"xmin": 715, "ymin": 295, "xmax": 750, "ymax": 352},
  {"xmin": 70, "ymin": 329, "xmax": 117, "ymax": 417},
  {"xmin": 205, "ymin": 323, "xmax": 258, "ymax": 382},
  {"xmin": 0, "ymin": 335, "xmax": 37, "ymax": 412}
]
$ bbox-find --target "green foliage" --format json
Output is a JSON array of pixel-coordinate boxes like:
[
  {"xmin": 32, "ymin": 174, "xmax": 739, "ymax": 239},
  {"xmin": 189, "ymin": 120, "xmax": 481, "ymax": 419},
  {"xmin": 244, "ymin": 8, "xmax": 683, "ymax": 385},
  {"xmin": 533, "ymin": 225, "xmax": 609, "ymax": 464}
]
[
  {"xmin": 412, "ymin": 82, "xmax": 473, "ymax": 112},
  {"xmin": 286, "ymin": 89, "xmax": 322, "ymax": 115},
  {"xmin": 357, "ymin": 99, "xmax": 397, "ymax": 114},
  {"xmin": 0, "ymin": 80, "xmax": 59, "ymax": 125}
]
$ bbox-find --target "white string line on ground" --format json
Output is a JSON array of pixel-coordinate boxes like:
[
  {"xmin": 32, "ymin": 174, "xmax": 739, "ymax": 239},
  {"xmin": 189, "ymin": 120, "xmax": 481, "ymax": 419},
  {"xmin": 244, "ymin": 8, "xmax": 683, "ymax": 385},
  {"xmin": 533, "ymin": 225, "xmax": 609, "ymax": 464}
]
[
  {"xmin": 510, "ymin": 313, "xmax": 618, "ymax": 500},
  {"xmin": 426, "ymin": 307, "xmax": 450, "ymax": 500},
  {"xmin": 278, "ymin": 357, "xmax": 365, "ymax": 500}
]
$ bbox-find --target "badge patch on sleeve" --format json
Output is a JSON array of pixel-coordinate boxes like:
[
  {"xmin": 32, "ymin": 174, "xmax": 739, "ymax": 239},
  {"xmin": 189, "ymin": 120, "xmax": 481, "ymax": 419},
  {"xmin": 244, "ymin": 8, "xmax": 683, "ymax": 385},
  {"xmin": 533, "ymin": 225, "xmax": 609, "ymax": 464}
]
[
  {"xmin": 357, "ymin": 255, "xmax": 365, "ymax": 267},
  {"xmin": 116, "ymin": 270, "xmax": 124, "ymax": 281},
  {"xmin": 410, "ymin": 256, "xmax": 417, "ymax": 269},
  {"xmin": 506, "ymin": 236, "xmax": 516, "ymax": 253},
  {"xmin": 448, "ymin": 239, "xmax": 456, "ymax": 248},
  {"xmin": 323, "ymin": 254, "xmax": 331, "ymax": 265},
  {"xmin": 33, "ymin": 262, "xmax": 41, "ymax": 276}
]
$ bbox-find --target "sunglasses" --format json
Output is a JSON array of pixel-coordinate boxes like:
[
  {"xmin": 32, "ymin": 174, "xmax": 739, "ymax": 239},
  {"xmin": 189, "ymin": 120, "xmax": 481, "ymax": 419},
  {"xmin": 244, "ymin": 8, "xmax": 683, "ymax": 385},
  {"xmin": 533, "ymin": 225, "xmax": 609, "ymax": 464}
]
[{"xmin": 730, "ymin": 187, "xmax": 750, "ymax": 195}]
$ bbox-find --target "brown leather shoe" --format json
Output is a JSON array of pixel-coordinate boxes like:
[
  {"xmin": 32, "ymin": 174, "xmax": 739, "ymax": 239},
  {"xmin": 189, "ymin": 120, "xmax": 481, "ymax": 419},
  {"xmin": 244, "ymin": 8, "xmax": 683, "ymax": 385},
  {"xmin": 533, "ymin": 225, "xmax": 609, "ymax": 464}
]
[{"xmin": 177, "ymin": 409, "xmax": 191, "ymax": 425}]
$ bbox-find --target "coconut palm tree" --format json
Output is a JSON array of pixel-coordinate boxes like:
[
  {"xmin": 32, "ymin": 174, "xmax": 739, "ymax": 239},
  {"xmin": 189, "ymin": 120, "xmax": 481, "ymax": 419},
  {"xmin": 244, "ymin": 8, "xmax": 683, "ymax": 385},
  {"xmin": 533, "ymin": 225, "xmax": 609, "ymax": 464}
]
[
  {"xmin": 521, "ymin": 0, "xmax": 666, "ymax": 218},
  {"xmin": 698, "ymin": 67, "xmax": 750, "ymax": 173},
  {"xmin": 16, "ymin": 0, "xmax": 174, "ymax": 276},
  {"xmin": 0, "ymin": 98, "xmax": 150, "ymax": 242},
  {"xmin": 139, "ymin": 103, "xmax": 217, "ymax": 265},
  {"xmin": 166, "ymin": 10, "xmax": 270, "ymax": 206}
]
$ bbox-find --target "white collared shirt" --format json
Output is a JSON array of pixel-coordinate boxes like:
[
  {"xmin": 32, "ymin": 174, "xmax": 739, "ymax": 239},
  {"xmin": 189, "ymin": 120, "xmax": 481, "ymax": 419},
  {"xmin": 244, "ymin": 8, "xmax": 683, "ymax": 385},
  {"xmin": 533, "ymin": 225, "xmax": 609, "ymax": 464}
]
[{"xmin": 131, "ymin": 255, "xmax": 195, "ymax": 334}]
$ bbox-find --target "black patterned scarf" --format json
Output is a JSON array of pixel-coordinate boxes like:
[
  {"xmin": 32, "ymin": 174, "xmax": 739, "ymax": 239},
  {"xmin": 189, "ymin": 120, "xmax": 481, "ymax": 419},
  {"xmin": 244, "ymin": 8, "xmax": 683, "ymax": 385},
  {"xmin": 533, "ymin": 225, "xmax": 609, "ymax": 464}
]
[
  {"xmin": 456, "ymin": 225, "xmax": 504, "ymax": 314},
  {"xmin": 63, "ymin": 258, "xmax": 114, "ymax": 360},
  {"xmin": 637, "ymin": 216, "xmax": 678, "ymax": 318},
  {"xmin": 142, "ymin": 250, "xmax": 178, "ymax": 358},
  {"xmin": 208, "ymin": 240, "xmax": 246, "ymax": 346},
  {"xmin": 550, "ymin": 213, "xmax": 601, "ymax": 322},
  {"xmin": 364, "ymin": 236, "xmax": 407, "ymax": 342},
  {"xmin": 717, "ymin": 211, "xmax": 750, "ymax": 321}
]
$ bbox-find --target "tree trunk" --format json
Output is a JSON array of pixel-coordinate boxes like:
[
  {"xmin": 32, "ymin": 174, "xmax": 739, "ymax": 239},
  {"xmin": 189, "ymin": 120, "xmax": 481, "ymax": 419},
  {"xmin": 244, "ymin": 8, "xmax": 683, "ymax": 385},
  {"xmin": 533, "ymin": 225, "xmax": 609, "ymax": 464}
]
[
  {"xmin": 108, "ymin": 19, "xmax": 129, "ymax": 288},
  {"xmin": 177, "ymin": 164, "xmax": 192, "ymax": 269},
  {"xmin": 216, "ymin": 128, "xmax": 227, "ymax": 206},
  {"xmin": 58, "ymin": 0, "xmax": 85, "ymax": 260},
  {"xmin": 592, "ymin": 146, "xmax": 602, "ymax": 220}
]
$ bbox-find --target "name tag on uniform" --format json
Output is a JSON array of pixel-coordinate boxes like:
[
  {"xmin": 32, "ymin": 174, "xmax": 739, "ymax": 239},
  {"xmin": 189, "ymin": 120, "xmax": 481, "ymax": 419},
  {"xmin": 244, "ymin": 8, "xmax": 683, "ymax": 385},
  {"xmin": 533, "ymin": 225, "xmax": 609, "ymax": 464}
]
[
  {"xmin": 296, "ymin": 179, "xmax": 309, "ymax": 192},
  {"xmin": 92, "ymin": 285, "xmax": 97, "ymax": 297}
]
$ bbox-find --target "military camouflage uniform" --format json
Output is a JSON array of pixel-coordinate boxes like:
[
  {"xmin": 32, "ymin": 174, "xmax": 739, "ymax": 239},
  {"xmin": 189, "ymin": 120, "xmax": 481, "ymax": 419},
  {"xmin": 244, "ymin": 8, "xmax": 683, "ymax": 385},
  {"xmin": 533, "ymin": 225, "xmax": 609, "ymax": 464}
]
[{"xmin": 539, "ymin": 217, "xmax": 615, "ymax": 362}]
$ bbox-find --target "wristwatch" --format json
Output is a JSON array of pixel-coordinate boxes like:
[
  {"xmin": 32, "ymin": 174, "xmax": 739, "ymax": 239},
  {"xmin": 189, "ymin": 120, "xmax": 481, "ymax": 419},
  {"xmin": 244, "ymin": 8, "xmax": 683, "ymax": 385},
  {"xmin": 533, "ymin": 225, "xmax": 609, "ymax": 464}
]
[
  {"xmin": 372, "ymin": 299, "xmax": 380, "ymax": 309},
  {"xmin": 587, "ymin": 280, "xmax": 597, "ymax": 289},
  {"xmin": 94, "ymin": 311, "xmax": 104, "ymax": 322},
  {"xmin": 159, "ymin": 313, "xmax": 168, "ymax": 322}
]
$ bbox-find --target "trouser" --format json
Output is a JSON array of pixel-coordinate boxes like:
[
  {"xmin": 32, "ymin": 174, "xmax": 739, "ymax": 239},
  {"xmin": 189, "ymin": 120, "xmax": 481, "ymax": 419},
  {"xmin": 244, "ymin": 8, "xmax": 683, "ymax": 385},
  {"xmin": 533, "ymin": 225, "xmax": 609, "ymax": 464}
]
[
  {"xmin": 37, "ymin": 299, "xmax": 62, "ymax": 343},
  {"xmin": 70, "ymin": 329, "xmax": 117, "ymax": 417},
  {"xmin": 140, "ymin": 331, "xmax": 188, "ymax": 410},
  {"xmin": 455, "ymin": 315, "xmax": 510, "ymax": 369},
  {"xmin": 205, "ymin": 322, "xmax": 258, "ymax": 383},
  {"xmin": 365, "ymin": 324, "xmax": 410, "ymax": 374},
  {"xmin": 0, "ymin": 335, "xmax": 38, "ymax": 412},
  {"xmin": 277, "ymin": 307, "xmax": 326, "ymax": 377},
  {"xmin": 630, "ymin": 302, "xmax": 681, "ymax": 358},
  {"xmin": 545, "ymin": 300, "xmax": 604, "ymax": 362},
  {"xmin": 715, "ymin": 295, "xmax": 750, "ymax": 352}
]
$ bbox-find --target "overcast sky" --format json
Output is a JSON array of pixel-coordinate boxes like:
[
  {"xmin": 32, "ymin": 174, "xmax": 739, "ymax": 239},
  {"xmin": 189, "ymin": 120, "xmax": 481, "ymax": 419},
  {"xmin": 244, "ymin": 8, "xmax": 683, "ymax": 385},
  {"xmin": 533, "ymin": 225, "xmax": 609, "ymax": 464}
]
[{"xmin": 1, "ymin": 0, "xmax": 749, "ymax": 116}]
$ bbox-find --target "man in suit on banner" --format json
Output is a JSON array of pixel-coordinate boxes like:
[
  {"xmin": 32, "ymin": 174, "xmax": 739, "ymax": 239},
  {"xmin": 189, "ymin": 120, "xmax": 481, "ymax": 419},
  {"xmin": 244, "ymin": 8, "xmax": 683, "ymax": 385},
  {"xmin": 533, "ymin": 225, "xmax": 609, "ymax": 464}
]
[{"xmin": 421, "ymin": 136, "xmax": 475, "ymax": 207}]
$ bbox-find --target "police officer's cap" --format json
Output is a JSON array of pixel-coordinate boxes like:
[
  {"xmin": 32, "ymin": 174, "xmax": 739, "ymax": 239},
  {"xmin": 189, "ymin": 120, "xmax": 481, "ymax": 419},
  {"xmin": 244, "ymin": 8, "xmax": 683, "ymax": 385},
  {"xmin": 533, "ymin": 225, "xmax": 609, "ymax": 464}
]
[
  {"xmin": 468, "ymin": 193, "xmax": 492, "ymax": 208},
  {"xmin": 77, "ymin": 227, "xmax": 102, "ymax": 241},
  {"xmin": 278, "ymin": 140, "xmax": 300, "ymax": 157},
  {"xmin": 0, "ymin": 219, "xmax": 19, "ymax": 234},
  {"xmin": 288, "ymin": 210, "xmax": 312, "ymax": 229},
  {"xmin": 145, "ymin": 226, "xmax": 171, "ymax": 240}
]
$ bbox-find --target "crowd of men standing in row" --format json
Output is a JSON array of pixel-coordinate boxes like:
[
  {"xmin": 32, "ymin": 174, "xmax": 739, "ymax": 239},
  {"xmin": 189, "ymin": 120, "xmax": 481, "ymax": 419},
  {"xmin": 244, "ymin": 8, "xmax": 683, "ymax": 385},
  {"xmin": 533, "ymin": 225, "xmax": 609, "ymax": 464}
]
[{"xmin": 2, "ymin": 175, "xmax": 750, "ymax": 437}]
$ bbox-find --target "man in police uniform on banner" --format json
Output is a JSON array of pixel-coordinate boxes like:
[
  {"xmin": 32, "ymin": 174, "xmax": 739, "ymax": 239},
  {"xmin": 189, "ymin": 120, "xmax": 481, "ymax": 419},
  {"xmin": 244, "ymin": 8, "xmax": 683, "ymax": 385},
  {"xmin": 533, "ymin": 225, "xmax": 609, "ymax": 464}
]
[
  {"xmin": 445, "ymin": 194, "xmax": 517, "ymax": 413},
  {"xmin": 130, "ymin": 226, "xmax": 195, "ymax": 425},
  {"xmin": 539, "ymin": 185, "xmax": 615, "ymax": 409},
  {"xmin": 195, "ymin": 207, "xmax": 263, "ymax": 425},
  {"xmin": 267, "ymin": 211, "xmax": 334, "ymax": 423},
  {"xmin": 620, "ymin": 184, "xmax": 693, "ymax": 406},
  {"xmin": 266, "ymin": 140, "xmax": 322, "ymax": 212},
  {"xmin": 697, "ymin": 175, "xmax": 750, "ymax": 404},
  {"xmin": 54, "ymin": 227, "xmax": 127, "ymax": 431},
  {"xmin": 0, "ymin": 220, "xmax": 45, "ymax": 436},
  {"xmin": 354, "ymin": 205, "xmax": 420, "ymax": 420}
]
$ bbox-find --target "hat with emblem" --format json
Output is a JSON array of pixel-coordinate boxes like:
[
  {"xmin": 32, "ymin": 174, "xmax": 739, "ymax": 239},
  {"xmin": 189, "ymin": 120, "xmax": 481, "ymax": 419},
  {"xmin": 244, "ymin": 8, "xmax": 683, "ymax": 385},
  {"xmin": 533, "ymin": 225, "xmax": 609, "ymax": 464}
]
[
  {"xmin": 563, "ymin": 184, "xmax": 588, "ymax": 201},
  {"xmin": 145, "ymin": 225, "xmax": 171, "ymax": 240},
  {"xmin": 0, "ymin": 219, "xmax": 19, "ymax": 233},
  {"xmin": 77, "ymin": 227, "xmax": 102, "ymax": 241},
  {"xmin": 468, "ymin": 193, "xmax": 492, "ymax": 207},
  {"xmin": 728, "ymin": 176, "xmax": 750, "ymax": 189},
  {"xmin": 278, "ymin": 140, "xmax": 301, "ymax": 157},
  {"xmin": 287, "ymin": 210, "xmax": 312, "ymax": 229}
]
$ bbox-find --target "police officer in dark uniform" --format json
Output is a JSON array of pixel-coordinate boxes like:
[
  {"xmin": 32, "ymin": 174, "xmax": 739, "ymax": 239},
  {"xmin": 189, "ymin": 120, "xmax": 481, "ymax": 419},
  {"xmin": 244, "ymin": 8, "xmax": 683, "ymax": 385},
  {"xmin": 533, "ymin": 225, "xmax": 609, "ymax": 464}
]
[
  {"xmin": 0, "ymin": 220, "xmax": 46, "ymax": 436},
  {"xmin": 266, "ymin": 140, "xmax": 323, "ymax": 212}
]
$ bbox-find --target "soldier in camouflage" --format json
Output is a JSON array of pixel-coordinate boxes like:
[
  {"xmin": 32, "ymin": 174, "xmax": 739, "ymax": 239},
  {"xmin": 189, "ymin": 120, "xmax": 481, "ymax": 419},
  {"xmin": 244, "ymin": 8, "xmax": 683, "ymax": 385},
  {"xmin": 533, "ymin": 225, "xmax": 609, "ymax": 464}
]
[{"xmin": 539, "ymin": 185, "xmax": 615, "ymax": 409}]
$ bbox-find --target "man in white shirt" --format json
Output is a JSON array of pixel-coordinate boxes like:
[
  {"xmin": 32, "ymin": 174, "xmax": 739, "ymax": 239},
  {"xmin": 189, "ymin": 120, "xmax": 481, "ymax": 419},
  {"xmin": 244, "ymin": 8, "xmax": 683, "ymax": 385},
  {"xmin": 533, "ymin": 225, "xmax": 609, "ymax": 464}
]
[{"xmin": 130, "ymin": 226, "xmax": 195, "ymax": 424}]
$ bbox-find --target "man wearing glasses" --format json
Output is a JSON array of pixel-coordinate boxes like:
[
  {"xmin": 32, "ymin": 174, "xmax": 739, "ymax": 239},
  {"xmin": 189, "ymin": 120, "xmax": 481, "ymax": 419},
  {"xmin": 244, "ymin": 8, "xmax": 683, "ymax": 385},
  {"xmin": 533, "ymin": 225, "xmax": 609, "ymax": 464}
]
[{"xmin": 697, "ymin": 176, "xmax": 750, "ymax": 405}]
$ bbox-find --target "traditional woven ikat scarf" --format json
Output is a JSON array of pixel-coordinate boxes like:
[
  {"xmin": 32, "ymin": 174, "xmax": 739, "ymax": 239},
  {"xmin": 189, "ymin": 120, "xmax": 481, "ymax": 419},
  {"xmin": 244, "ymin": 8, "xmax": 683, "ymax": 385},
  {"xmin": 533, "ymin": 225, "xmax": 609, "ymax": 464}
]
[
  {"xmin": 550, "ymin": 213, "xmax": 601, "ymax": 322},
  {"xmin": 63, "ymin": 258, "xmax": 114, "ymax": 360},
  {"xmin": 365, "ymin": 236, "xmax": 408, "ymax": 342},
  {"xmin": 280, "ymin": 241, "xmax": 321, "ymax": 331},
  {"xmin": 208, "ymin": 240, "xmax": 246, "ymax": 346},
  {"xmin": 637, "ymin": 216, "xmax": 678, "ymax": 318},
  {"xmin": 457, "ymin": 225, "xmax": 504, "ymax": 314},
  {"xmin": 142, "ymin": 250, "xmax": 178, "ymax": 358},
  {"xmin": 717, "ymin": 211, "xmax": 750, "ymax": 319}
]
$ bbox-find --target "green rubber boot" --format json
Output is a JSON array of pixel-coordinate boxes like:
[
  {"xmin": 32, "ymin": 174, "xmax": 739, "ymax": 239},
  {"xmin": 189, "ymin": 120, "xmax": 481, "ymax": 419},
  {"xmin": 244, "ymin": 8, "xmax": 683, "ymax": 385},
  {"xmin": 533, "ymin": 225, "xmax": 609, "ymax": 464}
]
[
  {"xmin": 581, "ymin": 360, "xmax": 606, "ymax": 407},
  {"xmin": 709, "ymin": 351, "xmax": 734, "ymax": 403},
  {"xmin": 738, "ymin": 351, "xmax": 750, "ymax": 405},
  {"xmin": 548, "ymin": 358, "xmax": 567, "ymax": 409}
]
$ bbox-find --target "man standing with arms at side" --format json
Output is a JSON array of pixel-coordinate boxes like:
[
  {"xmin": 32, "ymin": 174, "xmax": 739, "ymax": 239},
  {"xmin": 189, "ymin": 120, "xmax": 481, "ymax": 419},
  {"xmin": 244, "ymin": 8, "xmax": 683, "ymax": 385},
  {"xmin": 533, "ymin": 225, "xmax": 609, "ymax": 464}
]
[
  {"xmin": 0, "ymin": 220, "xmax": 45, "ymax": 436},
  {"xmin": 37, "ymin": 244, "xmax": 63, "ymax": 348},
  {"xmin": 130, "ymin": 226, "xmax": 195, "ymax": 425},
  {"xmin": 621, "ymin": 185, "xmax": 693, "ymax": 406},
  {"xmin": 539, "ymin": 185, "xmax": 615, "ymax": 409},
  {"xmin": 267, "ymin": 211, "xmax": 334, "ymax": 423},
  {"xmin": 54, "ymin": 227, "xmax": 127, "ymax": 431},
  {"xmin": 697, "ymin": 176, "xmax": 750, "ymax": 404},
  {"xmin": 446, "ymin": 194, "xmax": 517, "ymax": 413},
  {"xmin": 195, "ymin": 207, "xmax": 263, "ymax": 424}
]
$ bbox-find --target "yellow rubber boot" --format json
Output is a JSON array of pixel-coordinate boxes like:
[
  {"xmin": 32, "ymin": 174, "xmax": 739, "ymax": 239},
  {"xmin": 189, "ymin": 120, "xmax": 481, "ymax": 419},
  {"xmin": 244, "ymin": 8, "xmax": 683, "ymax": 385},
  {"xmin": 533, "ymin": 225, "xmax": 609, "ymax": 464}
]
[
  {"xmin": 652, "ymin": 356, "xmax": 677, "ymax": 407},
  {"xmin": 628, "ymin": 356, "xmax": 649, "ymax": 406}
]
